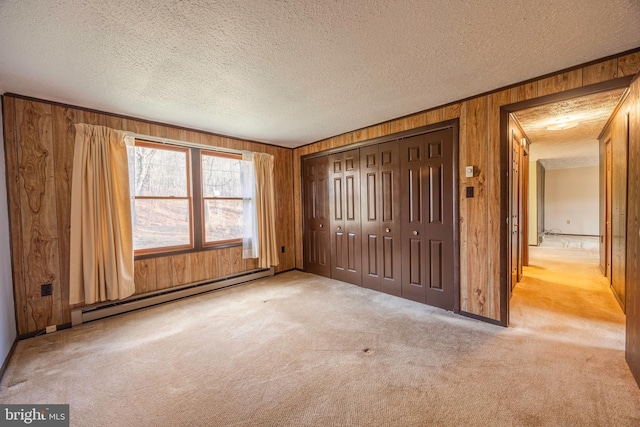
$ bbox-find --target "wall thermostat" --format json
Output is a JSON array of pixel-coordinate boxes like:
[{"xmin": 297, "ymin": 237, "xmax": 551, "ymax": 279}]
[{"xmin": 465, "ymin": 166, "xmax": 474, "ymax": 178}]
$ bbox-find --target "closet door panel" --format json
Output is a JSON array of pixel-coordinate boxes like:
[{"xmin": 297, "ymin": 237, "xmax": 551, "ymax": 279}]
[
  {"xmin": 330, "ymin": 150, "xmax": 361, "ymax": 285},
  {"xmin": 423, "ymin": 128, "xmax": 455, "ymax": 310},
  {"xmin": 401, "ymin": 136, "xmax": 427, "ymax": 302},
  {"xmin": 379, "ymin": 141, "xmax": 402, "ymax": 296},
  {"xmin": 303, "ymin": 156, "xmax": 330, "ymax": 277},
  {"xmin": 360, "ymin": 145, "xmax": 381, "ymax": 290}
]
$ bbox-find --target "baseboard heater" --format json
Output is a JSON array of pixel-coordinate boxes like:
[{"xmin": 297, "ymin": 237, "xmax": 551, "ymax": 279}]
[{"xmin": 71, "ymin": 267, "xmax": 274, "ymax": 326}]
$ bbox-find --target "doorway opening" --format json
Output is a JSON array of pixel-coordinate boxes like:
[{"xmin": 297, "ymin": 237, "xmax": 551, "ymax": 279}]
[{"xmin": 500, "ymin": 77, "xmax": 633, "ymax": 327}]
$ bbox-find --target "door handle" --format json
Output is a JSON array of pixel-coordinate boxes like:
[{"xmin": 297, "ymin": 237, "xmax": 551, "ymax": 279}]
[
  {"xmin": 413, "ymin": 230, "xmax": 419, "ymax": 236},
  {"xmin": 337, "ymin": 226, "xmax": 342, "ymax": 231},
  {"xmin": 385, "ymin": 228, "xmax": 390, "ymax": 233},
  {"xmin": 319, "ymin": 224, "xmax": 323, "ymax": 228}
]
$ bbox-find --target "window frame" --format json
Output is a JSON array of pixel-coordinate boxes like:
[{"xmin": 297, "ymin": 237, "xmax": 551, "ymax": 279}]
[
  {"xmin": 200, "ymin": 150, "xmax": 244, "ymax": 248},
  {"xmin": 132, "ymin": 140, "xmax": 194, "ymax": 257},
  {"xmin": 132, "ymin": 140, "xmax": 244, "ymax": 260}
]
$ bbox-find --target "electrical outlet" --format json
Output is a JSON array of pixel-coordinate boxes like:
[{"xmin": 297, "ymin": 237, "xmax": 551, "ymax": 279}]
[
  {"xmin": 45, "ymin": 325, "xmax": 57, "ymax": 334},
  {"xmin": 466, "ymin": 187, "xmax": 474, "ymax": 198},
  {"xmin": 41, "ymin": 283, "xmax": 53, "ymax": 297}
]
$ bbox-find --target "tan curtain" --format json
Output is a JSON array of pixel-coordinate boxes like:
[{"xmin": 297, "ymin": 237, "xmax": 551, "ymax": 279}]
[
  {"xmin": 69, "ymin": 124, "xmax": 135, "ymax": 305},
  {"xmin": 253, "ymin": 153, "xmax": 279, "ymax": 268}
]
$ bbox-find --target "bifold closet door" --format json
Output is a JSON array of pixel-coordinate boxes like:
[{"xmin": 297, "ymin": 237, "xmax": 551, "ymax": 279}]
[
  {"xmin": 400, "ymin": 129, "xmax": 455, "ymax": 310},
  {"xmin": 329, "ymin": 149, "xmax": 362, "ymax": 286},
  {"xmin": 360, "ymin": 142, "xmax": 402, "ymax": 296},
  {"xmin": 303, "ymin": 156, "xmax": 330, "ymax": 277}
]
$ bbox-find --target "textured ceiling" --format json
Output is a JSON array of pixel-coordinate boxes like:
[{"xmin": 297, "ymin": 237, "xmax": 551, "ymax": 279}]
[
  {"xmin": 514, "ymin": 89, "xmax": 626, "ymax": 169},
  {"xmin": 0, "ymin": 1, "xmax": 639, "ymax": 148}
]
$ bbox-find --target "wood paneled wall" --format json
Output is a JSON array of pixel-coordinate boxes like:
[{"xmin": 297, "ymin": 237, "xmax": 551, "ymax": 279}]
[
  {"xmin": 626, "ymin": 74, "xmax": 640, "ymax": 387},
  {"xmin": 2, "ymin": 95, "xmax": 295, "ymax": 335},
  {"xmin": 293, "ymin": 50, "xmax": 640, "ymax": 322},
  {"xmin": 600, "ymin": 92, "xmax": 633, "ymax": 311}
]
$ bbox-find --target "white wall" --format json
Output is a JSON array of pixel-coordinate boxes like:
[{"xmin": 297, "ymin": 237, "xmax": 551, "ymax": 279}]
[
  {"xmin": 528, "ymin": 161, "xmax": 537, "ymax": 245},
  {"xmin": 0, "ymin": 105, "xmax": 17, "ymax": 368},
  {"xmin": 544, "ymin": 165, "xmax": 599, "ymax": 235}
]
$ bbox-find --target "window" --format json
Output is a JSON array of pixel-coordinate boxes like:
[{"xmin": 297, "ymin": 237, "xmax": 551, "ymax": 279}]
[
  {"xmin": 201, "ymin": 151, "xmax": 243, "ymax": 246},
  {"xmin": 129, "ymin": 141, "xmax": 245, "ymax": 257},
  {"xmin": 131, "ymin": 141, "xmax": 192, "ymax": 254}
]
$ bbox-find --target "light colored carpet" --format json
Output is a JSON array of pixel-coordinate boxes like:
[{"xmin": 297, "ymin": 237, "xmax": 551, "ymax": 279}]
[
  {"xmin": 539, "ymin": 234, "xmax": 600, "ymax": 251},
  {"xmin": 1, "ymin": 244, "xmax": 639, "ymax": 426}
]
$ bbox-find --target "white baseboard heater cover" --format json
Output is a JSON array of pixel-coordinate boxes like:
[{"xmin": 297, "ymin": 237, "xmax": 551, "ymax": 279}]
[{"xmin": 71, "ymin": 267, "xmax": 274, "ymax": 326}]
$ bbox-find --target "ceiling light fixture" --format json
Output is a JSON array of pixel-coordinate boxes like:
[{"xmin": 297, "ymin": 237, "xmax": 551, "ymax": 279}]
[{"xmin": 546, "ymin": 117, "xmax": 578, "ymax": 131}]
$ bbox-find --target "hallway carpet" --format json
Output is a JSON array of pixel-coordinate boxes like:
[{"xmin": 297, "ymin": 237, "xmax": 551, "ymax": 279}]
[{"xmin": 1, "ymin": 245, "xmax": 639, "ymax": 426}]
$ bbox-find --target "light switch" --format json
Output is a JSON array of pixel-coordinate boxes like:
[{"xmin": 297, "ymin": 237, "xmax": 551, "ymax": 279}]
[
  {"xmin": 466, "ymin": 187, "xmax": 474, "ymax": 198},
  {"xmin": 465, "ymin": 166, "xmax": 474, "ymax": 178}
]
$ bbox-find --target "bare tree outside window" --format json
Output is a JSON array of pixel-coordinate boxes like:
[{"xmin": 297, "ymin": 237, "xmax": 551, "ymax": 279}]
[
  {"xmin": 132, "ymin": 141, "xmax": 192, "ymax": 253},
  {"xmin": 201, "ymin": 151, "xmax": 243, "ymax": 244}
]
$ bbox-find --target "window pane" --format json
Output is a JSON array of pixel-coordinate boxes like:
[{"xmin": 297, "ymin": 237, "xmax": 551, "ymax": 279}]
[
  {"xmin": 202, "ymin": 154, "xmax": 241, "ymax": 197},
  {"xmin": 134, "ymin": 145, "xmax": 188, "ymax": 197},
  {"xmin": 204, "ymin": 199, "xmax": 242, "ymax": 243},
  {"xmin": 133, "ymin": 199, "xmax": 191, "ymax": 250}
]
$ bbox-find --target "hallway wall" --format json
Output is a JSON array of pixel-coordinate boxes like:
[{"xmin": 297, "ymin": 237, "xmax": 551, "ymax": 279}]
[
  {"xmin": 544, "ymin": 166, "xmax": 599, "ymax": 235},
  {"xmin": 625, "ymin": 74, "xmax": 640, "ymax": 387},
  {"xmin": 601, "ymin": 89, "xmax": 634, "ymax": 311}
]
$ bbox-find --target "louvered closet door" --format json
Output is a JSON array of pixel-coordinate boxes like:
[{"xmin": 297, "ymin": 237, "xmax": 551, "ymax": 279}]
[
  {"xmin": 360, "ymin": 142, "xmax": 402, "ymax": 295},
  {"xmin": 303, "ymin": 156, "xmax": 330, "ymax": 277},
  {"xmin": 329, "ymin": 149, "xmax": 362, "ymax": 286},
  {"xmin": 400, "ymin": 129, "xmax": 455, "ymax": 310}
]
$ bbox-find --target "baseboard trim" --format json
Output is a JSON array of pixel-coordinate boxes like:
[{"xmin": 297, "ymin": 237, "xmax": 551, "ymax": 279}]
[
  {"xmin": 72, "ymin": 268, "xmax": 274, "ymax": 326},
  {"xmin": 611, "ymin": 286, "xmax": 625, "ymax": 313},
  {"xmin": 460, "ymin": 311, "xmax": 505, "ymax": 327},
  {"xmin": 0, "ymin": 338, "xmax": 18, "ymax": 381},
  {"xmin": 17, "ymin": 323, "xmax": 72, "ymax": 341}
]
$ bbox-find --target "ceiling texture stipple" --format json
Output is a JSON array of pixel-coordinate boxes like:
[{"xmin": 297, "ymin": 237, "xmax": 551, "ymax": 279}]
[
  {"xmin": 0, "ymin": 1, "xmax": 639, "ymax": 147},
  {"xmin": 514, "ymin": 89, "xmax": 626, "ymax": 169}
]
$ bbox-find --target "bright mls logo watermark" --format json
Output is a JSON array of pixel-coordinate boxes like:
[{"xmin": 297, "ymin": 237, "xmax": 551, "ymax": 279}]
[{"xmin": 0, "ymin": 405, "xmax": 68, "ymax": 426}]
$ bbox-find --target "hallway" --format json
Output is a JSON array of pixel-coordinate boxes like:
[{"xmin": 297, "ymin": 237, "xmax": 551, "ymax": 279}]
[{"xmin": 510, "ymin": 236, "xmax": 624, "ymax": 348}]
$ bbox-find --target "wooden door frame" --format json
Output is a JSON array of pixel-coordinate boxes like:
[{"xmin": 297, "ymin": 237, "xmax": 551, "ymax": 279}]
[
  {"xmin": 300, "ymin": 119, "xmax": 460, "ymax": 313},
  {"xmin": 604, "ymin": 138, "xmax": 613, "ymax": 283},
  {"xmin": 499, "ymin": 76, "xmax": 634, "ymax": 327}
]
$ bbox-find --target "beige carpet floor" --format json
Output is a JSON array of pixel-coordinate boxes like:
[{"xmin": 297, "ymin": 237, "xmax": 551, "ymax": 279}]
[{"xmin": 1, "ymin": 243, "xmax": 640, "ymax": 426}]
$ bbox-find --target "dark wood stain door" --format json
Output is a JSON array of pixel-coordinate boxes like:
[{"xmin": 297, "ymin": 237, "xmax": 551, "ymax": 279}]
[
  {"xmin": 360, "ymin": 142, "xmax": 402, "ymax": 296},
  {"xmin": 400, "ymin": 129, "xmax": 455, "ymax": 310},
  {"xmin": 605, "ymin": 139, "xmax": 612, "ymax": 282},
  {"xmin": 510, "ymin": 130, "xmax": 521, "ymax": 290},
  {"xmin": 329, "ymin": 149, "xmax": 362, "ymax": 286},
  {"xmin": 303, "ymin": 156, "xmax": 330, "ymax": 277}
]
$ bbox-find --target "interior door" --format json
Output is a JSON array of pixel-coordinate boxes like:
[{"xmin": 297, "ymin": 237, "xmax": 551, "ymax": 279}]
[
  {"xmin": 329, "ymin": 149, "xmax": 362, "ymax": 286},
  {"xmin": 401, "ymin": 135, "xmax": 426, "ymax": 302},
  {"xmin": 400, "ymin": 128, "xmax": 455, "ymax": 310},
  {"xmin": 303, "ymin": 156, "xmax": 330, "ymax": 277},
  {"xmin": 360, "ymin": 142, "xmax": 401, "ymax": 296},
  {"xmin": 605, "ymin": 139, "xmax": 612, "ymax": 282},
  {"xmin": 536, "ymin": 161, "xmax": 545, "ymax": 245},
  {"xmin": 522, "ymin": 149, "xmax": 529, "ymax": 266},
  {"xmin": 510, "ymin": 129, "xmax": 520, "ymax": 290},
  {"xmin": 518, "ymin": 140, "xmax": 526, "ymax": 277}
]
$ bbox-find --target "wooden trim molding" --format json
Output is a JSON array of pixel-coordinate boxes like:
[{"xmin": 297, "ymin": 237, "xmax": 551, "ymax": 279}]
[{"xmin": 301, "ymin": 120, "xmax": 458, "ymax": 160}]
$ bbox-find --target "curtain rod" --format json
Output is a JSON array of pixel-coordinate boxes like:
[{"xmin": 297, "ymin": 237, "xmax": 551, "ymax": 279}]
[{"xmin": 124, "ymin": 132, "xmax": 251, "ymax": 155}]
